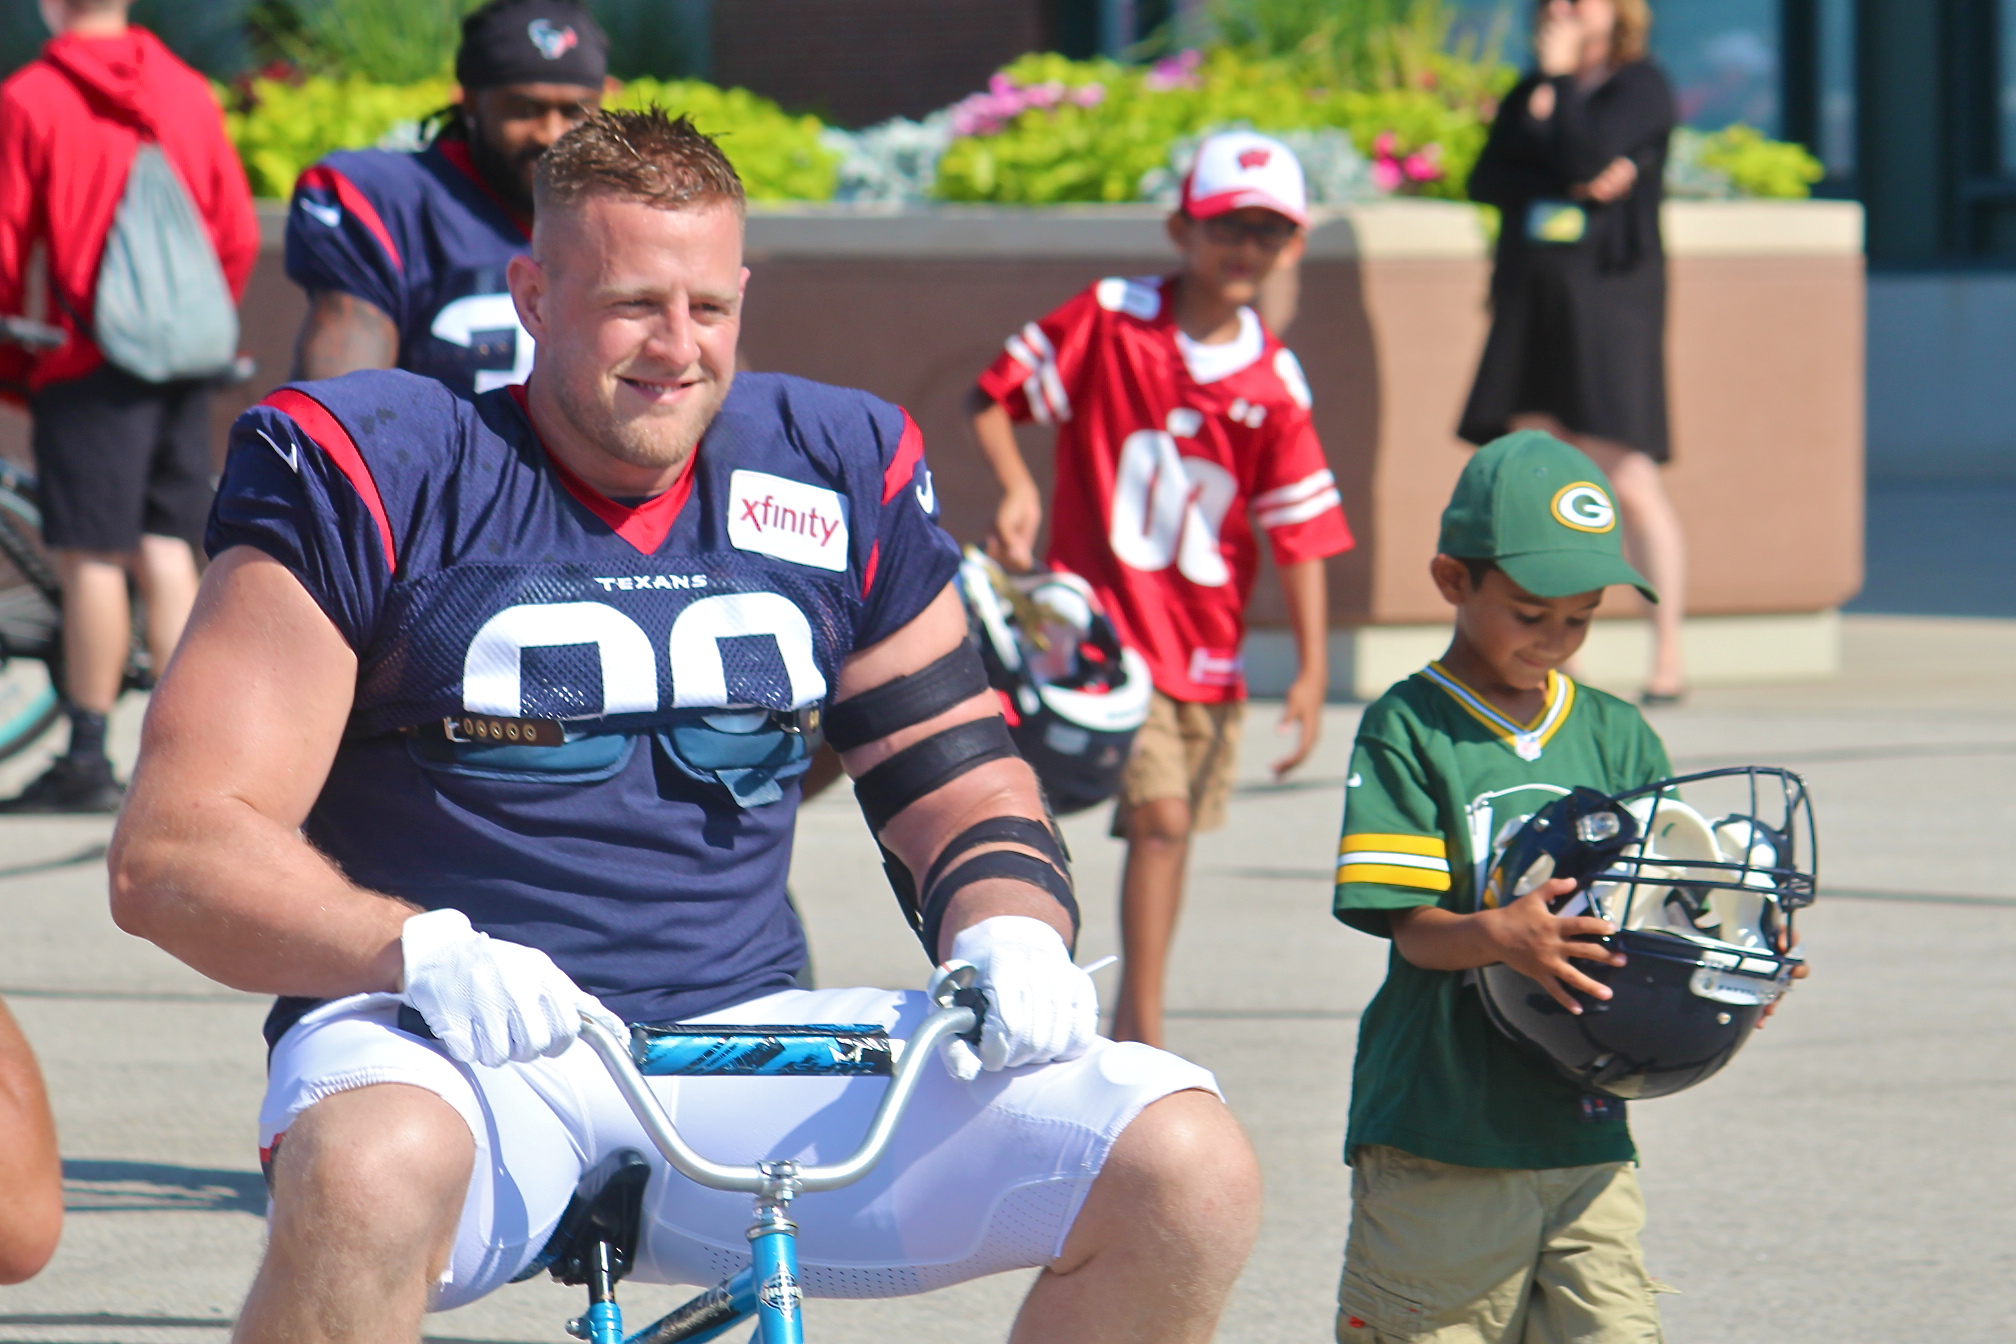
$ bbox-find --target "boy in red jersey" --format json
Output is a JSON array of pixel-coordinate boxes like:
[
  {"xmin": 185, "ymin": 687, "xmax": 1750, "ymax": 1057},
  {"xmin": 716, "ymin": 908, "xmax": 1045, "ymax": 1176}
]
[{"xmin": 970, "ymin": 131, "xmax": 1354, "ymax": 1046}]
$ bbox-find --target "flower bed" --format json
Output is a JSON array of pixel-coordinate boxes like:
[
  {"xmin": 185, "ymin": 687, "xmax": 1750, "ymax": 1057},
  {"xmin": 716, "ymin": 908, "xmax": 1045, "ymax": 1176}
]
[{"xmin": 220, "ymin": 49, "xmax": 1820, "ymax": 207}]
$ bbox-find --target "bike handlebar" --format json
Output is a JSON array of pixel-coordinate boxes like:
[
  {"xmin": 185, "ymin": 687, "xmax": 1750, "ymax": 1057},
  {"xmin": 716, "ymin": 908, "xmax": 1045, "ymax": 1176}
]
[{"xmin": 579, "ymin": 995, "xmax": 979, "ymax": 1195}]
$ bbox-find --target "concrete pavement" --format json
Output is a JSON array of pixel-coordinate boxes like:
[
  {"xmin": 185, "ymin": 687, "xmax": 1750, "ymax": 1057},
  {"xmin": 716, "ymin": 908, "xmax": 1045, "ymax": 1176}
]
[{"xmin": 0, "ymin": 613, "xmax": 2010, "ymax": 1342}]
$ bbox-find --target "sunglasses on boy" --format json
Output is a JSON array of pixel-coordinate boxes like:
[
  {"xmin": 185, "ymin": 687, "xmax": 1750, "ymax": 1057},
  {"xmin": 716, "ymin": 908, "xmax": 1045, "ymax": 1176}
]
[{"xmin": 1194, "ymin": 213, "xmax": 1301, "ymax": 248}]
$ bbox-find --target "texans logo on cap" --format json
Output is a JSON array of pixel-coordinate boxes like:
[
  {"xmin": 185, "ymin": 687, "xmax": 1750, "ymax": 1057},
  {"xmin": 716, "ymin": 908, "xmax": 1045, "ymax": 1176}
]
[
  {"xmin": 1237, "ymin": 147, "xmax": 1272, "ymax": 171},
  {"xmin": 528, "ymin": 18, "xmax": 580, "ymax": 60}
]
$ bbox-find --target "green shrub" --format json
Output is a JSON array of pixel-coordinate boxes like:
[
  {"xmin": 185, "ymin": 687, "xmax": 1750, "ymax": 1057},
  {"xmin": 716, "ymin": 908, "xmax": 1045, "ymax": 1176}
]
[
  {"xmin": 1695, "ymin": 124, "xmax": 1824, "ymax": 200},
  {"xmin": 613, "ymin": 80, "xmax": 838, "ymax": 201},
  {"xmin": 250, "ymin": 0, "xmax": 482, "ymax": 84},
  {"xmin": 225, "ymin": 75, "xmax": 454, "ymax": 198},
  {"xmin": 934, "ymin": 48, "xmax": 1507, "ymax": 204},
  {"xmin": 227, "ymin": 73, "xmax": 837, "ymax": 203}
]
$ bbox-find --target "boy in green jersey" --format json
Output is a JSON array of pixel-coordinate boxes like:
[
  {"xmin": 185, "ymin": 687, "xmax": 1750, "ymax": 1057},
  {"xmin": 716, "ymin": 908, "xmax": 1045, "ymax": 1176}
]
[{"xmin": 1333, "ymin": 430, "xmax": 1673, "ymax": 1343}]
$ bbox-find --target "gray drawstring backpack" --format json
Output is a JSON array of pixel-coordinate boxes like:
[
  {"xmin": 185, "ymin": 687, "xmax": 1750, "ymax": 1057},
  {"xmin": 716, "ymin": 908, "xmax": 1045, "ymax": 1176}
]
[{"xmin": 90, "ymin": 142, "xmax": 237, "ymax": 383}]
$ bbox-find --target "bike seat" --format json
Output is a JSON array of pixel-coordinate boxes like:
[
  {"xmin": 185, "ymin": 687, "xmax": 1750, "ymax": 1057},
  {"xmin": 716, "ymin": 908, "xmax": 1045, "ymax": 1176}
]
[{"xmin": 511, "ymin": 1148, "xmax": 652, "ymax": 1286}]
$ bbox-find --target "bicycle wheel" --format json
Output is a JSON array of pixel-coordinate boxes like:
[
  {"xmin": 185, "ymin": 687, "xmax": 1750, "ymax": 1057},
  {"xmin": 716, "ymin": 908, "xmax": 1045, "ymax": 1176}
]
[{"xmin": 0, "ymin": 466, "xmax": 64, "ymax": 760}]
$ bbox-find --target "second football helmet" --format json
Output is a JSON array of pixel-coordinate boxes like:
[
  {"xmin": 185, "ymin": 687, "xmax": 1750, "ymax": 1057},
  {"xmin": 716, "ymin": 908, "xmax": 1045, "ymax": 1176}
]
[
  {"xmin": 958, "ymin": 549, "xmax": 1152, "ymax": 813},
  {"xmin": 1476, "ymin": 766, "xmax": 1817, "ymax": 1100}
]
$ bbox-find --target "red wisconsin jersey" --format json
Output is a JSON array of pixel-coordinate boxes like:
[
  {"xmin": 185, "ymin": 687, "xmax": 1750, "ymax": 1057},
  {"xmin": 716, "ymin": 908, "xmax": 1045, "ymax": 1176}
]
[{"xmin": 978, "ymin": 275, "xmax": 1354, "ymax": 702}]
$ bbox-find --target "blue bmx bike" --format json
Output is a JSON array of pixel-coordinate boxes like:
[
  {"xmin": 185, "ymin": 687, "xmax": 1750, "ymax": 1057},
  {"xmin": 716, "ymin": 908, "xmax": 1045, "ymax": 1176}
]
[{"xmin": 527, "ymin": 968, "xmax": 984, "ymax": 1344}]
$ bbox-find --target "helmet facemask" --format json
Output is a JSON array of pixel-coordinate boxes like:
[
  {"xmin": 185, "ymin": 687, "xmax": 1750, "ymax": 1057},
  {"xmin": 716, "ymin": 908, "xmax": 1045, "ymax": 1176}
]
[
  {"xmin": 1592, "ymin": 768, "xmax": 1817, "ymax": 953},
  {"xmin": 1473, "ymin": 766, "xmax": 1819, "ymax": 1101}
]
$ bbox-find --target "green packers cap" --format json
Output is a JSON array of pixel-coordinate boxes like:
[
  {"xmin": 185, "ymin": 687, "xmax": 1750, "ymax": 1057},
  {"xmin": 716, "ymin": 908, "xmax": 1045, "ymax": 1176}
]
[{"xmin": 1439, "ymin": 430, "xmax": 1657, "ymax": 603}]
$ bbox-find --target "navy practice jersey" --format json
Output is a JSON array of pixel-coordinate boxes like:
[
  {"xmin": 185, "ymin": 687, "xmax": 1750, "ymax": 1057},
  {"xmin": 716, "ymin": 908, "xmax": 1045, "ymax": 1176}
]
[
  {"xmin": 208, "ymin": 370, "xmax": 959, "ymax": 1027},
  {"xmin": 287, "ymin": 140, "xmax": 534, "ymax": 398}
]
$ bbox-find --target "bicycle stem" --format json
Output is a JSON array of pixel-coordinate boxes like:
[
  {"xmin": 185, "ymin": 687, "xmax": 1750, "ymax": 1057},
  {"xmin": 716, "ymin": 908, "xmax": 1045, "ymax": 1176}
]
[{"xmin": 577, "ymin": 1000, "xmax": 979, "ymax": 1195}]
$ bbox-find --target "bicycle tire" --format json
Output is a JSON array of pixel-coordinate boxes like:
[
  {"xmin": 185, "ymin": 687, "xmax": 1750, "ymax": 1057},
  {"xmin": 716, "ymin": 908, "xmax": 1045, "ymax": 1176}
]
[{"xmin": 0, "ymin": 470, "xmax": 63, "ymax": 760}]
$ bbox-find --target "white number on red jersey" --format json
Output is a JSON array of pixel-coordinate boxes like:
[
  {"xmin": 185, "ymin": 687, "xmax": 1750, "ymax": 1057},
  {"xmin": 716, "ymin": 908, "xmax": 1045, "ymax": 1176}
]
[{"xmin": 1108, "ymin": 429, "xmax": 1237, "ymax": 588}]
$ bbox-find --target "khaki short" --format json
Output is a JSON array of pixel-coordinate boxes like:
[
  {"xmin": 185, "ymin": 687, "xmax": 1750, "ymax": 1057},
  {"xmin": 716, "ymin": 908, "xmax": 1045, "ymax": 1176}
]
[
  {"xmin": 1111, "ymin": 691, "xmax": 1244, "ymax": 835},
  {"xmin": 1337, "ymin": 1146, "xmax": 1665, "ymax": 1344}
]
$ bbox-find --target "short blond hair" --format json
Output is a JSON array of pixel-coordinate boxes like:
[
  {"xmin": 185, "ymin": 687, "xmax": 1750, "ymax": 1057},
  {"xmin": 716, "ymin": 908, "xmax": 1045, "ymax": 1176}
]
[{"xmin": 534, "ymin": 107, "xmax": 745, "ymax": 217}]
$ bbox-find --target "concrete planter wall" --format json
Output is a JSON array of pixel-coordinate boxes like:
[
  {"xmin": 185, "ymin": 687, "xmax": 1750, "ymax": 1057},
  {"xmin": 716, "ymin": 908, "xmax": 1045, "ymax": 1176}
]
[
  {"xmin": 727, "ymin": 198, "xmax": 1865, "ymax": 695},
  {"xmin": 0, "ymin": 197, "xmax": 1863, "ymax": 698}
]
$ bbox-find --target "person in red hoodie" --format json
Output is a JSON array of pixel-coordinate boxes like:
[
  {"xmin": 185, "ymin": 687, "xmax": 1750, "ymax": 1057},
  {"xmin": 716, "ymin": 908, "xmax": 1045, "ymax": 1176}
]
[{"xmin": 0, "ymin": 0, "xmax": 257, "ymax": 812}]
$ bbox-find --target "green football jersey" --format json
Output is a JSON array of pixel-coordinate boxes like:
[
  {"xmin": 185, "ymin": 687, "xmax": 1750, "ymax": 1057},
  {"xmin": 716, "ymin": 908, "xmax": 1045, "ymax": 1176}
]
[{"xmin": 1334, "ymin": 663, "xmax": 1672, "ymax": 1170}]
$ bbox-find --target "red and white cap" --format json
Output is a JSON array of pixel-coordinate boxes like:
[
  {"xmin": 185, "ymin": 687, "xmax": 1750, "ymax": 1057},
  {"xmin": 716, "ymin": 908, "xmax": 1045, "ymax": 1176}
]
[{"xmin": 1180, "ymin": 130, "xmax": 1309, "ymax": 227}]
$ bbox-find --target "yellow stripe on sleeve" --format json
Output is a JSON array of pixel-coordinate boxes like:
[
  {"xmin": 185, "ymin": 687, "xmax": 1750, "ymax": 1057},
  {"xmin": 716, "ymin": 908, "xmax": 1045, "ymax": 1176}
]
[
  {"xmin": 1339, "ymin": 833, "xmax": 1446, "ymax": 858},
  {"xmin": 1336, "ymin": 863, "xmax": 1453, "ymax": 892}
]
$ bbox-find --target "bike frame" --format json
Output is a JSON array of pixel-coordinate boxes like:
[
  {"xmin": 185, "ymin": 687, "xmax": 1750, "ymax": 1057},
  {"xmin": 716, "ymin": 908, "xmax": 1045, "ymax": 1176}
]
[
  {"xmin": 0, "ymin": 463, "xmax": 61, "ymax": 759},
  {"xmin": 568, "ymin": 970, "xmax": 981, "ymax": 1344}
]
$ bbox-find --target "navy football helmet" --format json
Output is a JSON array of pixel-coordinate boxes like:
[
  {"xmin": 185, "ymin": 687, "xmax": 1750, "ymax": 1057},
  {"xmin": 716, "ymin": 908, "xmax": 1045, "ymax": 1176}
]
[
  {"xmin": 1476, "ymin": 766, "xmax": 1818, "ymax": 1100},
  {"xmin": 958, "ymin": 548, "xmax": 1151, "ymax": 814}
]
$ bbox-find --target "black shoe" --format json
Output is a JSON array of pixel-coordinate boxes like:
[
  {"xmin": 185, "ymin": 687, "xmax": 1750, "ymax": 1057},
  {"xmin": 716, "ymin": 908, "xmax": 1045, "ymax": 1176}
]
[{"xmin": 0, "ymin": 755, "xmax": 124, "ymax": 814}]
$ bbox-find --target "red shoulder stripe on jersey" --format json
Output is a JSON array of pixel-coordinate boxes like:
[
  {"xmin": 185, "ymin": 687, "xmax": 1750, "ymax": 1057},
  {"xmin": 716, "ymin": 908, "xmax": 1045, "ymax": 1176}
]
[
  {"xmin": 261, "ymin": 387, "xmax": 397, "ymax": 573},
  {"xmin": 437, "ymin": 139, "xmax": 533, "ymax": 241},
  {"xmin": 296, "ymin": 166, "xmax": 403, "ymax": 273},
  {"xmin": 507, "ymin": 384, "xmax": 695, "ymax": 554},
  {"xmin": 880, "ymin": 410, "xmax": 926, "ymax": 505},
  {"xmin": 861, "ymin": 540, "xmax": 881, "ymax": 599}
]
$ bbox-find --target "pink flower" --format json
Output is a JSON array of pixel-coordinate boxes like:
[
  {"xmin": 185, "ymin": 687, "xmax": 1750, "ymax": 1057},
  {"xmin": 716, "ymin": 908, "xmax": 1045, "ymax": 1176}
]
[
  {"xmin": 948, "ymin": 72, "xmax": 1109, "ymax": 138},
  {"xmin": 1145, "ymin": 49, "xmax": 1204, "ymax": 91},
  {"xmin": 1374, "ymin": 130, "xmax": 1398, "ymax": 159},
  {"xmin": 1371, "ymin": 158, "xmax": 1403, "ymax": 192}
]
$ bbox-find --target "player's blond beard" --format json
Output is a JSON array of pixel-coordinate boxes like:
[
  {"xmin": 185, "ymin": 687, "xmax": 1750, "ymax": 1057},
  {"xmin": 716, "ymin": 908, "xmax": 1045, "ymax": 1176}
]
[{"xmin": 550, "ymin": 360, "xmax": 735, "ymax": 478}]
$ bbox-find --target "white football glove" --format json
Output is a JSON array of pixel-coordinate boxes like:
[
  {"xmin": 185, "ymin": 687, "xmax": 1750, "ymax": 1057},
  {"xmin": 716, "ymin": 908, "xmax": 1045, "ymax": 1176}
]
[
  {"xmin": 400, "ymin": 908, "xmax": 624, "ymax": 1068},
  {"xmin": 929, "ymin": 915, "xmax": 1099, "ymax": 1081}
]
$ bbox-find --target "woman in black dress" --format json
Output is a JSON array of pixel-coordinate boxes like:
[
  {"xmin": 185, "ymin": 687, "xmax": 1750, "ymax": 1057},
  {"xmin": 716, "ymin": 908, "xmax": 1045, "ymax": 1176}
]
[{"xmin": 1459, "ymin": 0, "xmax": 1687, "ymax": 700}]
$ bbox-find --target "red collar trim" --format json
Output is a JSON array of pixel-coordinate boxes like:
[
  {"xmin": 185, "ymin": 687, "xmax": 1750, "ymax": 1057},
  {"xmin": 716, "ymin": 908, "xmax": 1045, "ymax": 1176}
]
[
  {"xmin": 437, "ymin": 138, "xmax": 533, "ymax": 239},
  {"xmin": 507, "ymin": 384, "xmax": 696, "ymax": 555}
]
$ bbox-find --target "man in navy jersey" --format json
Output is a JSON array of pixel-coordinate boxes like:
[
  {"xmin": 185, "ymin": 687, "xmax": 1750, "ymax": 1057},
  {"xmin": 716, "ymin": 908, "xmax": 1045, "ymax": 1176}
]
[
  {"xmin": 109, "ymin": 111, "xmax": 1259, "ymax": 1342},
  {"xmin": 286, "ymin": 0, "xmax": 608, "ymax": 393}
]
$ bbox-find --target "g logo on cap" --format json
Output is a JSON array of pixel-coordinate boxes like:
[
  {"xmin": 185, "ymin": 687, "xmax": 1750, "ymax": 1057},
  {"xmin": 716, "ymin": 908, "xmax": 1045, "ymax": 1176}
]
[{"xmin": 1551, "ymin": 482, "xmax": 1616, "ymax": 533}]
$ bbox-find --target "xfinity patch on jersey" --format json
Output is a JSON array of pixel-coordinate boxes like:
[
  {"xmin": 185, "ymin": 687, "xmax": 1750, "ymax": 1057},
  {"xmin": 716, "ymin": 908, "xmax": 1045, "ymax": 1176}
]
[{"xmin": 727, "ymin": 470, "xmax": 850, "ymax": 572}]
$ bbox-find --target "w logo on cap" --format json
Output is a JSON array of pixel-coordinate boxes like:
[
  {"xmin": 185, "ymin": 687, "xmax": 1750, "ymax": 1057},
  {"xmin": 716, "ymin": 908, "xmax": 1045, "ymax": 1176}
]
[
  {"xmin": 1237, "ymin": 147, "xmax": 1272, "ymax": 170},
  {"xmin": 528, "ymin": 18, "xmax": 580, "ymax": 59},
  {"xmin": 1551, "ymin": 482, "xmax": 1617, "ymax": 533}
]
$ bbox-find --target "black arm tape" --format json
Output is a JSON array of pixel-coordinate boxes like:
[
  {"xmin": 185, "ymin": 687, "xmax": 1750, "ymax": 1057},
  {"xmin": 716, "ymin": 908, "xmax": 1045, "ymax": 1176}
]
[
  {"xmin": 853, "ymin": 715, "xmax": 1018, "ymax": 832},
  {"xmin": 824, "ymin": 640, "xmax": 991, "ymax": 753},
  {"xmin": 918, "ymin": 849, "xmax": 1080, "ymax": 961},
  {"xmin": 920, "ymin": 816, "xmax": 1069, "ymax": 896}
]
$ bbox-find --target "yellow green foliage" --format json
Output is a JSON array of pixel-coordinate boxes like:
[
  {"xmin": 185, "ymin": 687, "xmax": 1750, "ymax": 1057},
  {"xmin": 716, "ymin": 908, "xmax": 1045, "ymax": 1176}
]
[
  {"xmin": 225, "ymin": 76, "xmax": 454, "ymax": 199},
  {"xmin": 611, "ymin": 80, "xmax": 838, "ymax": 202},
  {"xmin": 1696, "ymin": 123, "xmax": 1824, "ymax": 200},
  {"xmin": 223, "ymin": 74, "xmax": 836, "ymax": 203},
  {"xmin": 935, "ymin": 48, "xmax": 1510, "ymax": 204}
]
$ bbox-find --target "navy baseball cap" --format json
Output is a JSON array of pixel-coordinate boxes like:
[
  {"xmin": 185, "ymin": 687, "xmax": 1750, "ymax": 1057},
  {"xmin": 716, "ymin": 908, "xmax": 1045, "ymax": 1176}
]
[{"xmin": 457, "ymin": 0, "xmax": 609, "ymax": 91}]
